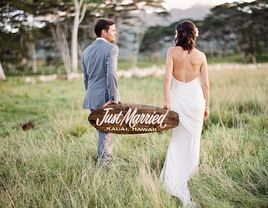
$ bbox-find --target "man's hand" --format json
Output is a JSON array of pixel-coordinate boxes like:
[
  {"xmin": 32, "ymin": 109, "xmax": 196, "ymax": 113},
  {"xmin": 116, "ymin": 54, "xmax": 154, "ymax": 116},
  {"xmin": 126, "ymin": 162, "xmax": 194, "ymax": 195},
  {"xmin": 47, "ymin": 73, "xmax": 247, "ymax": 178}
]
[{"xmin": 102, "ymin": 100, "xmax": 120, "ymax": 107}]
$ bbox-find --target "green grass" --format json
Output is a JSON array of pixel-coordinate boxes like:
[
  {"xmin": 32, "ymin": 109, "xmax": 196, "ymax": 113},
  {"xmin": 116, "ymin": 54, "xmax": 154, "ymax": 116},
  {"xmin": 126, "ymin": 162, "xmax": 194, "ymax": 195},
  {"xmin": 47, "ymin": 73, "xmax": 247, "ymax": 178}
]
[
  {"xmin": 206, "ymin": 53, "xmax": 268, "ymax": 64},
  {"xmin": 117, "ymin": 53, "xmax": 268, "ymax": 70},
  {"xmin": 4, "ymin": 53, "xmax": 267, "ymax": 75},
  {"xmin": 118, "ymin": 57, "xmax": 166, "ymax": 70},
  {"xmin": 207, "ymin": 54, "xmax": 245, "ymax": 64},
  {"xmin": 0, "ymin": 68, "xmax": 268, "ymax": 207}
]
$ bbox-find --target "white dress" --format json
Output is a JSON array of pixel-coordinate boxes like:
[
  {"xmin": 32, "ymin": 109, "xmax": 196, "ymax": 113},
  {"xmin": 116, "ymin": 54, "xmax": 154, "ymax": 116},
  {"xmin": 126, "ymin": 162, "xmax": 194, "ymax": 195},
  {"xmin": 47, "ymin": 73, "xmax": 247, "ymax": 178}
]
[{"xmin": 160, "ymin": 76, "xmax": 205, "ymax": 206}]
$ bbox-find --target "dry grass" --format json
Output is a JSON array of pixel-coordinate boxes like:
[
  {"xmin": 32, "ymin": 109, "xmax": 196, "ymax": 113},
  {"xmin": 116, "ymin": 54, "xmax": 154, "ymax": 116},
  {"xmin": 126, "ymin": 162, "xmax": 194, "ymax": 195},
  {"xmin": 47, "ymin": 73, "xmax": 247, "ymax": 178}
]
[{"xmin": 0, "ymin": 68, "xmax": 267, "ymax": 207}]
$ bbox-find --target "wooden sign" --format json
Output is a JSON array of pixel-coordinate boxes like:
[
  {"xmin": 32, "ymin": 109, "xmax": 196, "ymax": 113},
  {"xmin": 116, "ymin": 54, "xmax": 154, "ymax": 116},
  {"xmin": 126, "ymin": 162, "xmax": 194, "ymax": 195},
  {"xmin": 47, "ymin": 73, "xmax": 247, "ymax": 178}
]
[{"xmin": 88, "ymin": 103, "xmax": 179, "ymax": 134}]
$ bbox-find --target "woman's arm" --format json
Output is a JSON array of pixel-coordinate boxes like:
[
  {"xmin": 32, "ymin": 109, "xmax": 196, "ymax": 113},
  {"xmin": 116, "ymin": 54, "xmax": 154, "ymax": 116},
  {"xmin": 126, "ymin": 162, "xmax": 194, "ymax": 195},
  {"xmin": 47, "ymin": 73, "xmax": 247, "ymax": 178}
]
[
  {"xmin": 163, "ymin": 48, "xmax": 173, "ymax": 110},
  {"xmin": 200, "ymin": 53, "xmax": 210, "ymax": 120}
]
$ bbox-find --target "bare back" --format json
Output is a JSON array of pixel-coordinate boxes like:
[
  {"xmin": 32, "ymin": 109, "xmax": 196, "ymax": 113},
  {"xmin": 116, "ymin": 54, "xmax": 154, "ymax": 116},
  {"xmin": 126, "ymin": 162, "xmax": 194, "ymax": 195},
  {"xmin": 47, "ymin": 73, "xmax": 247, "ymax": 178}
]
[{"xmin": 170, "ymin": 46, "xmax": 205, "ymax": 82}]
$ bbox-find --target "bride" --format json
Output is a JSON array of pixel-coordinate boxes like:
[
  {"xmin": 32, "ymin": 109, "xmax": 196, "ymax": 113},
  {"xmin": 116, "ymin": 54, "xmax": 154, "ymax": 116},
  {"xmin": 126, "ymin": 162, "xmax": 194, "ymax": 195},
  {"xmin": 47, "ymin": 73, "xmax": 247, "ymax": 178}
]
[{"xmin": 160, "ymin": 20, "xmax": 210, "ymax": 207}]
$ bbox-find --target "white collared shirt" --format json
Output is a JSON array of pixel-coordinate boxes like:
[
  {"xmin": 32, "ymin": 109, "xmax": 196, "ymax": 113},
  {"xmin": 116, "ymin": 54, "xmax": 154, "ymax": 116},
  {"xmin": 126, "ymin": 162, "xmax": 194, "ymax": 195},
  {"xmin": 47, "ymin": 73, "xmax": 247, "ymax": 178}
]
[{"xmin": 96, "ymin": 37, "xmax": 108, "ymax": 42}]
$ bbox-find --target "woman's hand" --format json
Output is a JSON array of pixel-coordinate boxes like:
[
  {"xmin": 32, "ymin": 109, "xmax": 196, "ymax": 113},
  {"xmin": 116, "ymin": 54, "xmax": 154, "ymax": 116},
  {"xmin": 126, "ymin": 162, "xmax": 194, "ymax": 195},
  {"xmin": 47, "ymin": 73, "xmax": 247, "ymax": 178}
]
[
  {"xmin": 163, "ymin": 103, "xmax": 171, "ymax": 111},
  {"xmin": 204, "ymin": 106, "xmax": 209, "ymax": 120}
]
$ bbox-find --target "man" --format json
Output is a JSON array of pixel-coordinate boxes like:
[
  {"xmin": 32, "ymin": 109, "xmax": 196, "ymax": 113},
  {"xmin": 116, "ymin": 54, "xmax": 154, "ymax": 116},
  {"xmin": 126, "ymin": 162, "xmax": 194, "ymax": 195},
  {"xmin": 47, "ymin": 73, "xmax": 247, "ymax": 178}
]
[{"xmin": 82, "ymin": 18, "xmax": 120, "ymax": 164}]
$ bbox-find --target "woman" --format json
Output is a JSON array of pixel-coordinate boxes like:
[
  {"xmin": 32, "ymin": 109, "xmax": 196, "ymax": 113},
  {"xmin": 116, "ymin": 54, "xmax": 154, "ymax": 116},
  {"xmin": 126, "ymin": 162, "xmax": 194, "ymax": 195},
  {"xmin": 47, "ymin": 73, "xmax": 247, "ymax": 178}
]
[{"xmin": 160, "ymin": 20, "xmax": 209, "ymax": 208}]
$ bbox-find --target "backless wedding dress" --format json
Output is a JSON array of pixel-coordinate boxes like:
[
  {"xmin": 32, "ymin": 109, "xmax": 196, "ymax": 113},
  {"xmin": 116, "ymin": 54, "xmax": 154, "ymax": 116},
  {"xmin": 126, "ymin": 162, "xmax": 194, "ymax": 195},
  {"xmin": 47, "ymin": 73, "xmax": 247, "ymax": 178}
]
[{"xmin": 160, "ymin": 75, "xmax": 205, "ymax": 206}]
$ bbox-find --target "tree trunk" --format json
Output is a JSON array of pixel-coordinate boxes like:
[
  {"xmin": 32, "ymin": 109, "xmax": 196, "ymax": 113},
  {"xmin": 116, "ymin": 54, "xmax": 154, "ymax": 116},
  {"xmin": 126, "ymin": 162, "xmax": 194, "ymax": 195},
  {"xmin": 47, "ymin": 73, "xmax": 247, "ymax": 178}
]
[
  {"xmin": 252, "ymin": 36, "xmax": 257, "ymax": 63},
  {"xmin": 71, "ymin": 0, "xmax": 87, "ymax": 72},
  {"xmin": 132, "ymin": 32, "xmax": 144, "ymax": 69},
  {"xmin": 28, "ymin": 31, "xmax": 37, "ymax": 73},
  {"xmin": 20, "ymin": 32, "xmax": 36, "ymax": 71},
  {"xmin": 114, "ymin": 16, "xmax": 122, "ymax": 44},
  {"xmin": 221, "ymin": 39, "xmax": 227, "ymax": 57},
  {"xmin": 51, "ymin": 0, "xmax": 87, "ymax": 75},
  {"xmin": 132, "ymin": 10, "xmax": 146, "ymax": 69},
  {"xmin": 244, "ymin": 36, "xmax": 257, "ymax": 64},
  {"xmin": 0, "ymin": 61, "xmax": 6, "ymax": 80},
  {"xmin": 50, "ymin": 24, "xmax": 72, "ymax": 74},
  {"xmin": 71, "ymin": 0, "xmax": 80, "ymax": 72}
]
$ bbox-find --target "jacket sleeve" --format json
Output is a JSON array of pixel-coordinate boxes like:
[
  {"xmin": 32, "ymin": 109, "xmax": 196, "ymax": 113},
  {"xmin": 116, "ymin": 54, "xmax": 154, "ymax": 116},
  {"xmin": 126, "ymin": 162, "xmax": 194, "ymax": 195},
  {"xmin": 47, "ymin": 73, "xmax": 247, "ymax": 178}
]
[
  {"xmin": 106, "ymin": 45, "xmax": 120, "ymax": 101},
  {"xmin": 82, "ymin": 55, "xmax": 88, "ymax": 90}
]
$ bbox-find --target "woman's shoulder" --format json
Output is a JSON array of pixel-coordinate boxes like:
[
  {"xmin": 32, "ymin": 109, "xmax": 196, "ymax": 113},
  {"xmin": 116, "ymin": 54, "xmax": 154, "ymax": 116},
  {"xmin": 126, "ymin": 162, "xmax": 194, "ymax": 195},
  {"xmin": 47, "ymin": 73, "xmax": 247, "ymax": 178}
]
[
  {"xmin": 168, "ymin": 46, "xmax": 184, "ymax": 51},
  {"xmin": 166, "ymin": 47, "xmax": 175, "ymax": 56},
  {"xmin": 191, "ymin": 48, "xmax": 206, "ymax": 61},
  {"xmin": 193, "ymin": 48, "xmax": 206, "ymax": 57},
  {"xmin": 167, "ymin": 46, "xmax": 183, "ymax": 54},
  {"xmin": 167, "ymin": 46, "xmax": 176, "ymax": 52}
]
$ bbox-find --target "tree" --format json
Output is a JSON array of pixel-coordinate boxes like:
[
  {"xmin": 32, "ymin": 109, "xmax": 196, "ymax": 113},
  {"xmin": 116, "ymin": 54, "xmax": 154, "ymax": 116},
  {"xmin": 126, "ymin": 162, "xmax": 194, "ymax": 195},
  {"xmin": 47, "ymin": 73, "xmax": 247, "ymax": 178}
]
[
  {"xmin": 0, "ymin": 61, "xmax": 6, "ymax": 80},
  {"xmin": 140, "ymin": 19, "xmax": 201, "ymax": 56},
  {"xmin": 0, "ymin": 0, "xmax": 167, "ymax": 76},
  {"xmin": 71, "ymin": 0, "xmax": 88, "ymax": 72},
  {"xmin": 41, "ymin": 0, "xmax": 166, "ymax": 72},
  {"xmin": 0, "ymin": 1, "xmax": 69, "ymax": 73},
  {"xmin": 0, "ymin": 2, "xmax": 37, "ymax": 75},
  {"xmin": 127, "ymin": 1, "xmax": 167, "ymax": 68},
  {"xmin": 50, "ymin": 23, "xmax": 72, "ymax": 74},
  {"xmin": 140, "ymin": 25, "xmax": 170, "ymax": 55},
  {"xmin": 202, "ymin": 13, "xmax": 235, "ymax": 57},
  {"xmin": 202, "ymin": 0, "xmax": 268, "ymax": 62}
]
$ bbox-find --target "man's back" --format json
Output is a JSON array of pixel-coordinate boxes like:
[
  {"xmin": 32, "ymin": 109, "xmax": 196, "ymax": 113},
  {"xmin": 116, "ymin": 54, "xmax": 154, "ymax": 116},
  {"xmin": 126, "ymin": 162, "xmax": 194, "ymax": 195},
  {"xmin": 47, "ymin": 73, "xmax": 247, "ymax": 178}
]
[
  {"xmin": 82, "ymin": 39, "xmax": 119, "ymax": 109},
  {"xmin": 82, "ymin": 18, "xmax": 120, "ymax": 164}
]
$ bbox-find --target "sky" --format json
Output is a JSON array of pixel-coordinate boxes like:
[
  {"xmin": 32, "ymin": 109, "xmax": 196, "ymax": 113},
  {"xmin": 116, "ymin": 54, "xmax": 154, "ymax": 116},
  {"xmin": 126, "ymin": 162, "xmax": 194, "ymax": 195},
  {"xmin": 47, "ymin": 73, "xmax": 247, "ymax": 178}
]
[{"xmin": 163, "ymin": 0, "xmax": 256, "ymax": 10}]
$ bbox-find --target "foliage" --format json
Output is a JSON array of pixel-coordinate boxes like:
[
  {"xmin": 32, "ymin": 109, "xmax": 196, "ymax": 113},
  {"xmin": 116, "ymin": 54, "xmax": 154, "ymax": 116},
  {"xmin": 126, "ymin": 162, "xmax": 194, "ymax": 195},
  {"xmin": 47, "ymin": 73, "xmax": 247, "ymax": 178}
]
[
  {"xmin": 0, "ymin": 0, "xmax": 166, "ymax": 73},
  {"xmin": 200, "ymin": 0, "xmax": 268, "ymax": 62},
  {"xmin": 140, "ymin": 24, "xmax": 171, "ymax": 53},
  {"xmin": 141, "ymin": 1, "xmax": 268, "ymax": 63}
]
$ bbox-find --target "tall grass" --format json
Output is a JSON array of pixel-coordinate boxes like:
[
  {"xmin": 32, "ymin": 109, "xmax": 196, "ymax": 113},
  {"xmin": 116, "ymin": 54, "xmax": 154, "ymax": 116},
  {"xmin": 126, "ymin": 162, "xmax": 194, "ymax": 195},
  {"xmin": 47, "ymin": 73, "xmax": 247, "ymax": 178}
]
[{"xmin": 0, "ymin": 68, "xmax": 268, "ymax": 207}]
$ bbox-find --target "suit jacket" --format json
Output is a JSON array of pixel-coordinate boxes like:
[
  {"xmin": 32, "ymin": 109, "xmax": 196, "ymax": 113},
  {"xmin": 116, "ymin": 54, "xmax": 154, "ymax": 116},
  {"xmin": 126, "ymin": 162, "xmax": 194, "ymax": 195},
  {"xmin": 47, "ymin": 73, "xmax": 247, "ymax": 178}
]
[{"xmin": 82, "ymin": 39, "xmax": 120, "ymax": 109}]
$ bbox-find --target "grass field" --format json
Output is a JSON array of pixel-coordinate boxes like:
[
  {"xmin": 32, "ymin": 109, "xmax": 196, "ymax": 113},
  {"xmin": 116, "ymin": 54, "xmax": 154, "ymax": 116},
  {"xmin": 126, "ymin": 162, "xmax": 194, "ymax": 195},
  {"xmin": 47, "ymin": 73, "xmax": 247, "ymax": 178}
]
[
  {"xmin": 0, "ymin": 68, "xmax": 268, "ymax": 207},
  {"xmin": 118, "ymin": 53, "xmax": 268, "ymax": 70}
]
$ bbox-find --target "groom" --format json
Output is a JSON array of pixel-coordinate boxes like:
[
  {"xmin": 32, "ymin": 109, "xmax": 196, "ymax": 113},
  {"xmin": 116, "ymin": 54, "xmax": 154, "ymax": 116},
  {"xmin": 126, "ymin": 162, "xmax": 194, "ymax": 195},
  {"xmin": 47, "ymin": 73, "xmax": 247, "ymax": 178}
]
[{"xmin": 82, "ymin": 18, "xmax": 120, "ymax": 164}]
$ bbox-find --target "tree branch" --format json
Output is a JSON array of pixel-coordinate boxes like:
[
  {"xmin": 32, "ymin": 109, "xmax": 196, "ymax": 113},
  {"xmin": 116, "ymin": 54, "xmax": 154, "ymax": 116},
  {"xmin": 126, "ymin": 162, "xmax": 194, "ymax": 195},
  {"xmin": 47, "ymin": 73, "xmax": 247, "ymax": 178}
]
[
  {"xmin": 79, "ymin": 0, "xmax": 84, "ymax": 9},
  {"xmin": 79, "ymin": 3, "xmax": 87, "ymax": 24}
]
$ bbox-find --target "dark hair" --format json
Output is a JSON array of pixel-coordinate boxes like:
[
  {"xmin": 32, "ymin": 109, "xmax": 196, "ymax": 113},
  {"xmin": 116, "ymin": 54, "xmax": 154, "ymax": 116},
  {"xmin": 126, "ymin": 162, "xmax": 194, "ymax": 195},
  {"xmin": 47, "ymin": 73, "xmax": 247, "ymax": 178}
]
[
  {"xmin": 175, "ymin": 20, "xmax": 197, "ymax": 53},
  {"xmin": 94, "ymin": 18, "xmax": 115, "ymax": 37}
]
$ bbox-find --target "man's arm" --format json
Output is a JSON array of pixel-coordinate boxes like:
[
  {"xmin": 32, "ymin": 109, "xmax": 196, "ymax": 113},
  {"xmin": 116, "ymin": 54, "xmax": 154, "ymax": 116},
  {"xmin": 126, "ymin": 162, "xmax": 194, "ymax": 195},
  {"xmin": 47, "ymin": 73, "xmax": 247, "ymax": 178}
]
[
  {"xmin": 82, "ymin": 56, "xmax": 88, "ymax": 90},
  {"xmin": 106, "ymin": 45, "xmax": 120, "ymax": 102}
]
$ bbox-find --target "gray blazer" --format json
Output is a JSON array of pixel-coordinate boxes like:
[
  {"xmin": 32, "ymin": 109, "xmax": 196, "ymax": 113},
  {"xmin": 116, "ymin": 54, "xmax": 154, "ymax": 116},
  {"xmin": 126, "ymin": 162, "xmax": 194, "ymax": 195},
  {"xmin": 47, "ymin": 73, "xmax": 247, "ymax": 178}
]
[{"xmin": 82, "ymin": 39, "xmax": 120, "ymax": 109}]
